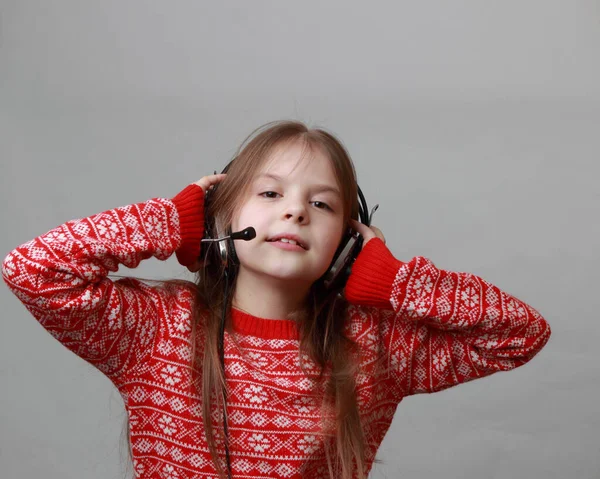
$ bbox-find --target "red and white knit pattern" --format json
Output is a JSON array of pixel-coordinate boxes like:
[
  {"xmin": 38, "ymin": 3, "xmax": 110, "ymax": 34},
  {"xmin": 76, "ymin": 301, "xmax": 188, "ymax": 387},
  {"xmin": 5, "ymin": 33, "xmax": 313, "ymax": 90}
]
[{"xmin": 2, "ymin": 184, "xmax": 551, "ymax": 478}]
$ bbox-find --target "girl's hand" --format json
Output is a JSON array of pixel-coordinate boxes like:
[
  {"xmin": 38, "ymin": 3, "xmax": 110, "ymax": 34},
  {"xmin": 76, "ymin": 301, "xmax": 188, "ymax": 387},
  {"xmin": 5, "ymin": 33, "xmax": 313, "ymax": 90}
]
[
  {"xmin": 349, "ymin": 219, "xmax": 386, "ymax": 249},
  {"xmin": 187, "ymin": 174, "xmax": 227, "ymax": 273},
  {"xmin": 194, "ymin": 173, "xmax": 227, "ymax": 194}
]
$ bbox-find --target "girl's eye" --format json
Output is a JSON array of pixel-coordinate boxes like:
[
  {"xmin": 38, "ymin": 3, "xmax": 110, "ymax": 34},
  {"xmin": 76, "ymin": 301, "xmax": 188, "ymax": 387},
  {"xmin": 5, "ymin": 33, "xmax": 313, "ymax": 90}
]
[
  {"xmin": 312, "ymin": 201, "xmax": 332, "ymax": 211},
  {"xmin": 260, "ymin": 191, "xmax": 280, "ymax": 199}
]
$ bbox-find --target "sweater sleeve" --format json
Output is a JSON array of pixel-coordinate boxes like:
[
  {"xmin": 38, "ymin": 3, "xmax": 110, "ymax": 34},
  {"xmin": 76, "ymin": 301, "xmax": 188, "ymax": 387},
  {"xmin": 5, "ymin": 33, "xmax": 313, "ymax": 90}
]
[
  {"xmin": 1, "ymin": 184, "xmax": 205, "ymax": 388},
  {"xmin": 344, "ymin": 238, "xmax": 551, "ymax": 397}
]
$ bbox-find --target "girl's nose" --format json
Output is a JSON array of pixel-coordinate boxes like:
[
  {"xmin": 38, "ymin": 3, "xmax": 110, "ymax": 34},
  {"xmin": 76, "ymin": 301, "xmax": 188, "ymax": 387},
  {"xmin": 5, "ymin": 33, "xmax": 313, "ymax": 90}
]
[
  {"xmin": 285, "ymin": 212, "xmax": 305, "ymax": 223},
  {"xmin": 283, "ymin": 200, "xmax": 308, "ymax": 224}
]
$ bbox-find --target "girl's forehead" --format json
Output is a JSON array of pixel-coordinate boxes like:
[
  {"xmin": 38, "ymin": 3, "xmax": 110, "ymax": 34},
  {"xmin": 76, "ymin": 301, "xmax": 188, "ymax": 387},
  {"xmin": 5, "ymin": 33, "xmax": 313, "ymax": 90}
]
[{"xmin": 257, "ymin": 142, "xmax": 335, "ymax": 181}]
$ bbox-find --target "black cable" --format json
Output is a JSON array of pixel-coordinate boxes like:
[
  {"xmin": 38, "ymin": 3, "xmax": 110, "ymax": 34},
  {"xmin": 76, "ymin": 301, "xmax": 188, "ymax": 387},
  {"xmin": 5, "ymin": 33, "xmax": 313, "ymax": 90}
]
[
  {"xmin": 357, "ymin": 186, "xmax": 369, "ymax": 226},
  {"xmin": 219, "ymin": 269, "xmax": 233, "ymax": 479}
]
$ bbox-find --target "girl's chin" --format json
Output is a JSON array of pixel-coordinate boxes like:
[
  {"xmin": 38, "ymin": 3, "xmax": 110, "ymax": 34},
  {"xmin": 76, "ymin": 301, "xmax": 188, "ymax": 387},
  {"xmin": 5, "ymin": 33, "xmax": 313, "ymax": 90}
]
[{"xmin": 238, "ymin": 265, "xmax": 322, "ymax": 284}]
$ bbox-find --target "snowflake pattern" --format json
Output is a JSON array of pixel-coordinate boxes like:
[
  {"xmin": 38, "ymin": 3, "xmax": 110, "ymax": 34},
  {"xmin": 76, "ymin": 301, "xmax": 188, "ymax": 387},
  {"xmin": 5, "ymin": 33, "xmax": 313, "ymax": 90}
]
[
  {"xmin": 297, "ymin": 435, "xmax": 320, "ymax": 454},
  {"xmin": 158, "ymin": 415, "xmax": 177, "ymax": 436},
  {"xmin": 160, "ymin": 365, "xmax": 183, "ymax": 386},
  {"xmin": 145, "ymin": 214, "xmax": 163, "ymax": 236},
  {"xmin": 243, "ymin": 385, "xmax": 269, "ymax": 404},
  {"xmin": 432, "ymin": 348, "xmax": 449, "ymax": 373},
  {"xmin": 246, "ymin": 351, "xmax": 269, "ymax": 368},
  {"xmin": 292, "ymin": 396, "xmax": 316, "ymax": 414},
  {"xmin": 161, "ymin": 464, "xmax": 180, "ymax": 479},
  {"xmin": 247, "ymin": 433, "xmax": 271, "ymax": 453},
  {"xmin": 96, "ymin": 216, "xmax": 120, "ymax": 240},
  {"xmin": 133, "ymin": 459, "xmax": 145, "ymax": 477},
  {"xmin": 461, "ymin": 285, "xmax": 480, "ymax": 308}
]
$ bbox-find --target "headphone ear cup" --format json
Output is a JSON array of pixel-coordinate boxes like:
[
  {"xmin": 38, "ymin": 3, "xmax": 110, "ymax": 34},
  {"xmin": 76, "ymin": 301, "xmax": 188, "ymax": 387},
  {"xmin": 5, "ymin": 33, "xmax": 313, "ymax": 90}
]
[
  {"xmin": 323, "ymin": 228, "xmax": 363, "ymax": 290},
  {"xmin": 217, "ymin": 229, "xmax": 239, "ymax": 268},
  {"xmin": 200, "ymin": 190, "xmax": 214, "ymax": 263},
  {"xmin": 210, "ymin": 225, "xmax": 240, "ymax": 269},
  {"xmin": 199, "ymin": 164, "xmax": 239, "ymax": 268},
  {"xmin": 322, "ymin": 183, "xmax": 372, "ymax": 290}
]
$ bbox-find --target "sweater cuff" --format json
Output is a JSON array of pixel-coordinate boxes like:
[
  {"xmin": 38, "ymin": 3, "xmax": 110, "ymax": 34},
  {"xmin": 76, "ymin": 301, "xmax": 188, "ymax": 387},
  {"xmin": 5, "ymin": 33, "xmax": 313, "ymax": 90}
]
[
  {"xmin": 344, "ymin": 238, "xmax": 404, "ymax": 309},
  {"xmin": 171, "ymin": 184, "xmax": 205, "ymax": 267}
]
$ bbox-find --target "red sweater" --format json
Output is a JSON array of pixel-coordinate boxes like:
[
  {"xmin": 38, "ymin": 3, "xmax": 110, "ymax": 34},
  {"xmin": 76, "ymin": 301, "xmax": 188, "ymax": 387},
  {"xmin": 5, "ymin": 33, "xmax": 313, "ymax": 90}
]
[{"xmin": 2, "ymin": 184, "xmax": 551, "ymax": 479}]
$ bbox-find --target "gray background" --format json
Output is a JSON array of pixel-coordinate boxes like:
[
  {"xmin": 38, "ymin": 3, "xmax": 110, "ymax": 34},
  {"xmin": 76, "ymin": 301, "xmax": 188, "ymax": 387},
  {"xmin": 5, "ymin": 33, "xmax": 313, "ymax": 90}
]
[{"xmin": 1, "ymin": 1, "xmax": 598, "ymax": 478}]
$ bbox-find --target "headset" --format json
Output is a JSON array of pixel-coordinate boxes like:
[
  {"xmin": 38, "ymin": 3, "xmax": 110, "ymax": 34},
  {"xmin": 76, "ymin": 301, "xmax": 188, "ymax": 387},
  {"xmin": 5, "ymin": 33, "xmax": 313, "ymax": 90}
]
[
  {"xmin": 200, "ymin": 160, "xmax": 378, "ymax": 289},
  {"xmin": 198, "ymin": 159, "xmax": 378, "ymax": 478}
]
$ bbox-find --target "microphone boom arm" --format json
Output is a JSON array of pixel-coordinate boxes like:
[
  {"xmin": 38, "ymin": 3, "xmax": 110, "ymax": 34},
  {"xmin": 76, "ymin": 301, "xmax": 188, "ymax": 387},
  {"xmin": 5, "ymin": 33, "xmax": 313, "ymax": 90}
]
[{"xmin": 201, "ymin": 227, "xmax": 256, "ymax": 243}]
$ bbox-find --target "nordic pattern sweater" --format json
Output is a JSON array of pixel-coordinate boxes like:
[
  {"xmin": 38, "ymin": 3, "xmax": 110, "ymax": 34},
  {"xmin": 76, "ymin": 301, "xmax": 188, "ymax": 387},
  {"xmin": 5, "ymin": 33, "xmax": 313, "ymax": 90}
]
[{"xmin": 2, "ymin": 184, "xmax": 551, "ymax": 478}]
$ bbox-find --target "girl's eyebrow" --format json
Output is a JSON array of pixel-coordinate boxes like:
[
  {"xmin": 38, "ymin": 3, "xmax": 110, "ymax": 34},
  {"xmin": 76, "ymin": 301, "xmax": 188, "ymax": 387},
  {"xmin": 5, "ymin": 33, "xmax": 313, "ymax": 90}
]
[{"xmin": 256, "ymin": 173, "xmax": 341, "ymax": 197}]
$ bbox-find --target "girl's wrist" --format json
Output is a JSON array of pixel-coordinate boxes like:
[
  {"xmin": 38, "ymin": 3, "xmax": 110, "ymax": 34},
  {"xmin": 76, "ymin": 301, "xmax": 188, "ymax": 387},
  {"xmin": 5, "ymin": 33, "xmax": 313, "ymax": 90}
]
[{"xmin": 172, "ymin": 184, "xmax": 205, "ymax": 266}]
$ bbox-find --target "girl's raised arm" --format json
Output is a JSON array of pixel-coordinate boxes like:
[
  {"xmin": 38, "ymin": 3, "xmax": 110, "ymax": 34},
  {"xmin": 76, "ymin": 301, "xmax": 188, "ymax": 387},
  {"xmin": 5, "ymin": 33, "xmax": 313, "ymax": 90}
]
[
  {"xmin": 2, "ymin": 183, "xmax": 205, "ymax": 388},
  {"xmin": 344, "ymin": 238, "xmax": 551, "ymax": 398}
]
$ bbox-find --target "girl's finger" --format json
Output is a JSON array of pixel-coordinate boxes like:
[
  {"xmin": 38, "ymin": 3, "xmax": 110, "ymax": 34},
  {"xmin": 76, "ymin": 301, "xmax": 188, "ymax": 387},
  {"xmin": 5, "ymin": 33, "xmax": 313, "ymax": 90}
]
[
  {"xmin": 193, "ymin": 173, "xmax": 227, "ymax": 193},
  {"xmin": 349, "ymin": 219, "xmax": 377, "ymax": 244}
]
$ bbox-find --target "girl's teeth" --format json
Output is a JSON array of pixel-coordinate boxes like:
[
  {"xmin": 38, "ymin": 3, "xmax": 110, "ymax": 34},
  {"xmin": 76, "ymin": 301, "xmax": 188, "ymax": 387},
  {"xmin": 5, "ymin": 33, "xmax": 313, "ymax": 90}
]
[{"xmin": 280, "ymin": 238, "xmax": 298, "ymax": 245}]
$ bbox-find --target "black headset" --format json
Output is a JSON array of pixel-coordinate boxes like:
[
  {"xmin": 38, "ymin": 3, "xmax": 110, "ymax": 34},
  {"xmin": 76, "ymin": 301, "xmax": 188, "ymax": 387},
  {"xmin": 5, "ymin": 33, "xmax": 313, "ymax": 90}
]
[
  {"xmin": 200, "ymin": 160, "xmax": 378, "ymax": 290},
  {"xmin": 198, "ymin": 159, "xmax": 377, "ymax": 478}
]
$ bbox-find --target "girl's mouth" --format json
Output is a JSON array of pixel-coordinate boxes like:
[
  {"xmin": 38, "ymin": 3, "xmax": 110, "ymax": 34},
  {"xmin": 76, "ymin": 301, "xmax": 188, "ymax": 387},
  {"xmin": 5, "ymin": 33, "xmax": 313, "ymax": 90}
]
[
  {"xmin": 267, "ymin": 238, "xmax": 308, "ymax": 251},
  {"xmin": 266, "ymin": 235, "xmax": 308, "ymax": 250}
]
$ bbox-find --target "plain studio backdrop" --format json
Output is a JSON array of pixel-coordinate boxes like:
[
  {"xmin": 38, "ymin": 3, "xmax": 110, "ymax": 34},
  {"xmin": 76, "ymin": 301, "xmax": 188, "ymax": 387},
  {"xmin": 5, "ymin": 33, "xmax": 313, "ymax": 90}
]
[{"xmin": 0, "ymin": 1, "xmax": 598, "ymax": 478}]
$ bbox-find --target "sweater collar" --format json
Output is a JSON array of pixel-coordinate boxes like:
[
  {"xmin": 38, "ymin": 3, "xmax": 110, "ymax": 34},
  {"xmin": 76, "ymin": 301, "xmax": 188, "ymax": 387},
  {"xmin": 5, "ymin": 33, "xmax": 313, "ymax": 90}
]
[{"xmin": 231, "ymin": 308, "xmax": 299, "ymax": 340}]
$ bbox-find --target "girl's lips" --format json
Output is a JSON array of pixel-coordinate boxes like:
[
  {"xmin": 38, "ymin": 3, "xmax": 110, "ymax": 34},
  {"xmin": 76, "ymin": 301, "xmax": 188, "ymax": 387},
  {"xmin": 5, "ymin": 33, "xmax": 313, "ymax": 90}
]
[
  {"xmin": 267, "ymin": 240, "xmax": 307, "ymax": 252},
  {"xmin": 266, "ymin": 234, "xmax": 308, "ymax": 250}
]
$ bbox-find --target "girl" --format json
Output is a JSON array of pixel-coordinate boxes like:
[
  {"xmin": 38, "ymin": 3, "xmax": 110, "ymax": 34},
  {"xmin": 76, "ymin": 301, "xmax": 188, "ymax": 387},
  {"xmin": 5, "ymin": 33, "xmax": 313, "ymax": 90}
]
[{"xmin": 2, "ymin": 120, "xmax": 551, "ymax": 479}]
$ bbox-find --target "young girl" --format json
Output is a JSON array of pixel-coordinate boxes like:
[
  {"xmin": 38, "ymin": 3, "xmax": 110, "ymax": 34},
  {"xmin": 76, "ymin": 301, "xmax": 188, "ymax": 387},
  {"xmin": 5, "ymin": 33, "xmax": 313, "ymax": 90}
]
[{"xmin": 2, "ymin": 120, "xmax": 551, "ymax": 479}]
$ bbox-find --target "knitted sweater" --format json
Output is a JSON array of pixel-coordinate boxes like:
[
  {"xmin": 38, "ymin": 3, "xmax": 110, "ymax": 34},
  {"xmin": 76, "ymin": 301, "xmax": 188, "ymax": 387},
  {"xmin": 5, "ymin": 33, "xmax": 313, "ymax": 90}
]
[{"xmin": 2, "ymin": 184, "xmax": 551, "ymax": 479}]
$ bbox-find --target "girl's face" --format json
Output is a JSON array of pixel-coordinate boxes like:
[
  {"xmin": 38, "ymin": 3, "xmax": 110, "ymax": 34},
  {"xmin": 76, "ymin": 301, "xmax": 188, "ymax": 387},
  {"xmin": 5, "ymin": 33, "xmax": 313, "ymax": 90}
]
[{"xmin": 231, "ymin": 141, "xmax": 346, "ymax": 285}]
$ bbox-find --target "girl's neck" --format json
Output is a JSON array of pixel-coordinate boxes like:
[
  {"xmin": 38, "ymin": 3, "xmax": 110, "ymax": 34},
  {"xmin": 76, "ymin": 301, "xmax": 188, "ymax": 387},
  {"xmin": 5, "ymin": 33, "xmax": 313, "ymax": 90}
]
[{"xmin": 232, "ymin": 268, "xmax": 310, "ymax": 320}]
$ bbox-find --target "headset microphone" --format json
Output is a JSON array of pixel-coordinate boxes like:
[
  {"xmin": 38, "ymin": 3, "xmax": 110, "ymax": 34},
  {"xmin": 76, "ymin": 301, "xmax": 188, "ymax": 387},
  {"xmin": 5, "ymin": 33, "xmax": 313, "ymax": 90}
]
[
  {"xmin": 201, "ymin": 226, "xmax": 256, "ymax": 268},
  {"xmin": 201, "ymin": 226, "xmax": 256, "ymax": 244}
]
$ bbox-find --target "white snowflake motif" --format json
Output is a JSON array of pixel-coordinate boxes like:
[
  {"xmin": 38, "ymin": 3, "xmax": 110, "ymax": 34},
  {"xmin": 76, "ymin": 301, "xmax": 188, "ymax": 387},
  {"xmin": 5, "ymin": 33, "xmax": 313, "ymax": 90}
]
[
  {"xmin": 106, "ymin": 307, "xmax": 121, "ymax": 330},
  {"xmin": 96, "ymin": 217, "xmax": 120, "ymax": 240},
  {"xmin": 506, "ymin": 298, "xmax": 526, "ymax": 319},
  {"xmin": 469, "ymin": 349, "xmax": 490, "ymax": 369},
  {"xmin": 461, "ymin": 285, "xmax": 480, "ymax": 309},
  {"xmin": 44, "ymin": 230, "xmax": 68, "ymax": 244},
  {"xmin": 145, "ymin": 214, "xmax": 163, "ymax": 236},
  {"xmin": 247, "ymin": 433, "xmax": 271, "ymax": 453},
  {"xmin": 173, "ymin": 310, "xmax": 192, "ymax": 334},
  {"xmin": 133, "ymin": 459, "xmax": 145, "ymax": 477},
  {"xmin": 128, "ymin": 411, "xmax": 139, "ymax": 428},
  {"xmin": 158, "ymin": 415, "xmax": 178, "ymax": 436},
  {"xmin": 406, "ymin": 295, "xmax": 429, "ymax": 318},
  {"xmin": 292, "ymin": 396, "xmax": 315, "ymax": 414},
  {"xmin": 390, "ymin": 350, "xmax": 407, "ymax": 375},
  {"xmin": 432, "ymin": 349, "xmax": 448, "ymax": 373},
  {"xmin": 160, "ymin": 365, "xmax": 182, "ymax": 386},
  {"xmin": 247, "ymin": 351, "xmax": 269, "ymax": 368},
  {"xmin": 243, "ymin": 385, "xmax": 269, "ymax": 404},
  {"xmin": 297, "ymin": 353, "xmax": 318, "ymax": 374},
  {"xmin": 161, "ymin": 464, "xmax": 180, "ymax": 479},
  {"xmin": 78, "ymin": 289, "xmax": 101, "ymax": 311},
  {"xmin": 363, "ymin": 333, "xmax": 379, "ymax": 353},
  {"xmin": 1, "ymin": 255, "xmax": 15, "ymax": 278},
  {"xmin": 414, "ymin": 273, "xmax": 433, "ymax": 295},
  {"xmin": 297, "ymin": 435, "xmax": 320, "ymax": 454}
]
